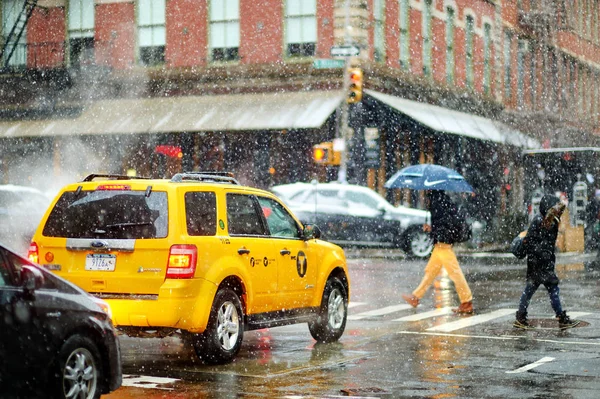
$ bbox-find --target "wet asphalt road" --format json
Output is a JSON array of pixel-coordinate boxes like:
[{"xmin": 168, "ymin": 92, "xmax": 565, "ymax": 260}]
[{"xmin": 104, "ymin": 250, "xmax": 600, "ymax": 399}]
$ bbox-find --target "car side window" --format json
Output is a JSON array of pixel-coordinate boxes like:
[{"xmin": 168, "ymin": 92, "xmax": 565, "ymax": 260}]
[
  {"xmin": 0, "ymin": 249, "xmax": 13, "ymax": 287},
  {"xmin": 3, "ymin": 251, "xmax": 58, "ymax": 290},
  {"xmin": 257, "ymin": 196, "xmax": 301, "ymax": 239},
  {"xmin": 226, "ymin": 194, "xmax": 267, "ymax": 236},
  {"xmin": 344, "ymin": 191, "xmax": 380, "ymax": 209},
  {"xmin": 304, "ymin": 190, "xmax": 347, "ymax": 207},
  {"xmin": 185, "ymin": 191, "xmax": 217, "ymax": 236}
]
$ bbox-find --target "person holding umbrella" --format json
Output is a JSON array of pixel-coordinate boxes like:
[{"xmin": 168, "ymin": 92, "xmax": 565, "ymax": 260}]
[{"xmin": 385, "ymin": 164, "xmax": 474, "ymax": 314}]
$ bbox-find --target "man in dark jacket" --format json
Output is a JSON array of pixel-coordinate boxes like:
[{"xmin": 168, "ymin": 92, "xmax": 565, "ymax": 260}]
[
  {"xmin": 402, "ymin": 190, "xmax": 473, "ymax": 314},
  {"xmin": 514, "ymin": 194, "xmax": 580, "ymax": 329}
]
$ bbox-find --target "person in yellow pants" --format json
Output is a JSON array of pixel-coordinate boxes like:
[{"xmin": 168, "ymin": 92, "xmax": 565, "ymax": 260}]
[{"xmin": 402, "ymin": 190, "xmax": 474, "ymax": 314}]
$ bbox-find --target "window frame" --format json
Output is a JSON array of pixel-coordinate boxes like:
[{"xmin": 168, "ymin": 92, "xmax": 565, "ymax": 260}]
[
  {"xmin": 446, "ymin": 6, "xmax": 455, "ymax": 84},
  {"xmin": 422, "ymin": 0, "xmax": 432, "ymax": 76},
  {"xmin": 504, "ymin": 29, "xmax": 513, "ymax": 100},
  {"xmin": 137, "ymin": 0, "xmax": 166, "ymax": 67},
  {"xmin": 284, "ymin": 0, "xmax": 317, "ymax": 59},
  {"xmin": 483, "ymin": 22, "xmax": 492, "ymax": 94},
  {"xmin": 209, "ymin": 0, "xmax": 240, "ymax": 63},
  {"xmin": 373, "ymin": 0, "xmax": 386, "ymax": 63},
  {"xmin": 465, "ymin": 15, "xmax": 474, "ymax": 89},
  {"xmin": 399, "ymin": 0, "xmax": 410, "ymax": 70}
]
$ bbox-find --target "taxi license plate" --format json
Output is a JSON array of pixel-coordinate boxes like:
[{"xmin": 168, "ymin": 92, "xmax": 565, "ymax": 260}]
[{"xmin": 85, "ymin": 254, "xmax": 116, "ymax": 271}]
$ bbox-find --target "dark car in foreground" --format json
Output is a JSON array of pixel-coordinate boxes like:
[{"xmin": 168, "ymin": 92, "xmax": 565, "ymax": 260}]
[
  {"xmin": 0, "ymin": 243, "xmax": 122, "ymax": 398},
  {"xmin": 272, "ymin": 182, "xmax": 433, "ymax": 258}
]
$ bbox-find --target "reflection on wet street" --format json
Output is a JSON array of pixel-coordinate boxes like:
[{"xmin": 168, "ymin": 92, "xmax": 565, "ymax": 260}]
[{"xmin": 105, "ymin": 253, "xmax": 600, "ymax": 398}]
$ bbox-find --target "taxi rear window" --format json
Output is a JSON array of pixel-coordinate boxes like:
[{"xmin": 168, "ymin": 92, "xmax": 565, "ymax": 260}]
[{"xmin": 43, "ymin": 190, "xmax": 168, "ymax": 239}]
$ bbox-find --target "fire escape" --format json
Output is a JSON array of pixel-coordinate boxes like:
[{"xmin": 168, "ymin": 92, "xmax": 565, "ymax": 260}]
[{"xmin": 0, "ymin": 0, "xmax": 38, "ymax": 69}]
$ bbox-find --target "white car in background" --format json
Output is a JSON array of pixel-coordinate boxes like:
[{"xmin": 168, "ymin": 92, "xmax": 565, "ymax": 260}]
[
  {"xmin": 0, "ymin": 184, "xmax": 51, "ymax": 255},
  {"xmin": 272, "ymin": 182, "xmax": 433, "ymax": 258}
]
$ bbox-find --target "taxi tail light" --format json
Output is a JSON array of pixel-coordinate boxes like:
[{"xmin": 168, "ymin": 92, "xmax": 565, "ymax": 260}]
[
  {"xmin": 166, "ymin": 245, "xmax": 198, "ymax": 279},
  {"xmin": 28, "ymin": 242, "xmax": 39, "ymax": 264}
]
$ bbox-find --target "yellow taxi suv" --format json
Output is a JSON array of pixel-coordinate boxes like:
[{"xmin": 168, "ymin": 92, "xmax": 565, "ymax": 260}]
[{"xmin": 29, "ymin": 172, "xmax": 349, "ymax": 364}]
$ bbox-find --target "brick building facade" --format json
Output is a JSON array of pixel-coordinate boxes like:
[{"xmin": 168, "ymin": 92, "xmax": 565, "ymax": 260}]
[{"xmin": 1, "ymin": 0, "xmax": 599, "ymax": 228}]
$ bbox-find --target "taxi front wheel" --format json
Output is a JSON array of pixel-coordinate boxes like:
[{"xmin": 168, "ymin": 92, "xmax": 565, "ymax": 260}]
[
  {"xmin": 309, "ymin": 276, "xmax": 348, "ymax": 343},
  {"xmin": 188, "ymin": 288, "xmax": 244, "ymax": 365}
]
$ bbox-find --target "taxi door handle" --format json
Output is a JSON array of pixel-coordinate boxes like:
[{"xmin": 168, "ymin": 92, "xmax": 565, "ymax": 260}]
[
  {"xmin": 237, "ymin": 248, "xmax": 250, "ymax": 255},
  {"xmin": 280, "ymin": 249, "xmax": 291, "ymax": 256}
]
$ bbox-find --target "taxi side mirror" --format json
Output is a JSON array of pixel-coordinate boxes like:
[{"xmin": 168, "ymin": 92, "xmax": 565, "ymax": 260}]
[{"xmin": 303, "ymin": 224, "xmax": 322, "ymax": 240}]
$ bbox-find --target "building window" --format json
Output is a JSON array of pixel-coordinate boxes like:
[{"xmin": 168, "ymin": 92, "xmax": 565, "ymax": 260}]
[
  {"xmin": 138, "ymin": 0, "xmax": 166, "ymax": 66},
  {"xmin": 422, "ymin": 0, "xmax": 432, "ymax": 76},
  {"xmin": 373, "ymin": 0, "xmax": 385, "ymax": 63},
  {"xmin": 517, "ymin": 40, "xmax": 527, "ymax": 109},
  {"xmin": 446, "ymin": 7, "xmax": 455, "ymax": 84},
  {"xmin": 210, "ymin": 0, "xmax": 240, "ymax": 62},
  {"xmin": 399, "ymin": 0, "xmax": 410, "ymax": 70},
  {"xmin": 285, "ymin": 0, "xmax": 316, "ymax": 58},
  {"xmin": 530, "ymin": 45, "xmax": 537, "ymax": 109},
  {"xmin": 68, "ymin": 0, "xmax": 95, "ymax": 67},
  {"xmin": 504, "ymin": 30, "xmax": 512, "ymax": 100},
  {"xmin": 465, "ymin": 15, "xmax": 474, "ymax": 89},
  {"xmin": 1, "ymin": 0, "xmax": 27, "ymax": 67},
  {"xmin": 483, "ymin": 23, "xmax": 492, "ymax": 94}
]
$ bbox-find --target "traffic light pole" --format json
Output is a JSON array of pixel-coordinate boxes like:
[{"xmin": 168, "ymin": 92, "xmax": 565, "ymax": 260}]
[{"xmin": 337, "ymin": 59, "xmax": 351, "ymax": 183}]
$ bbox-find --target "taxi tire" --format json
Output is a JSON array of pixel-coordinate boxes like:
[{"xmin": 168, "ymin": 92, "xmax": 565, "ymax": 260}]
[
  {"xmin": 309, "ymin": 276, "xmax": 348, "ymax": 343},
  {"xmin": 189, "ymin": 288, "xmax": 244, "ymax": 365},
  {"xmin": 53, "ymin": 335, "xmax": 103, "ymax": 399}
]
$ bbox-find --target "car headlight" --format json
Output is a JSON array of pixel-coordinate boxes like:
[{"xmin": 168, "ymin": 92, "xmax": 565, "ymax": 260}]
[{"xmin": 92, "ymin": 296, "xmax": 113, "ymax": 320}]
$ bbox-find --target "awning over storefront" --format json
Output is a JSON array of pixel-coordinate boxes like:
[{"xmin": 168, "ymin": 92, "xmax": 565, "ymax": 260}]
[
  {"xmin": 366, "ymin": 90, "xmax": 540, "ymax": 148},
  {"xmin": 0, "ymin": 90, "xmax": 345, "ymax": 138}
]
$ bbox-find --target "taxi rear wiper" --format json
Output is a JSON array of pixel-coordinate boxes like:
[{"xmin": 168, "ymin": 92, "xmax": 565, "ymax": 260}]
[{"xmin": 92, "ymin": 222, "xmax": 154, "ymax": 235}]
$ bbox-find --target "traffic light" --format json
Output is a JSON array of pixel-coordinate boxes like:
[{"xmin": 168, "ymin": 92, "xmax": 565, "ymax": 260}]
[
  {"xmin": 347, "ymin": 67, "xmax": 363, "ymax": 104},
  {"xmin": 313, "ymin": 142, "xmax": 340, "ymax": 165},
  {"xmin": 313, "ymin": 143, "xmax": 332, "ymax": 164}
]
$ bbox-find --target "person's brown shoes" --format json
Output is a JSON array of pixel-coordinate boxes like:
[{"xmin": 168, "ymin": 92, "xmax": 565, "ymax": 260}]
[
  {"xmin": 402, "ymin": 293, "xmax": 419, "ymax": 308},
  {"xmin": 452, "ymin": 301, "xmax": 474, "ymax": 314}
]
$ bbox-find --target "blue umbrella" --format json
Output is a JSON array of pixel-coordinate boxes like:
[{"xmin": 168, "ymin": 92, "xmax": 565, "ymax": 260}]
[{"xmin": 384, "ymin": 164, "xmax": 474, "ymax": 193}]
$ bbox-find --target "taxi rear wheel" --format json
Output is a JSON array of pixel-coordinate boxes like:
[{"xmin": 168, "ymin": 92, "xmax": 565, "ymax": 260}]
[
  {"xmin": 309, "ymin": 276, "xmax": 347, "ymax": 343},
  {"xmin": 189, "ymin": 288, "xmax": 244, "ymax": 364}
]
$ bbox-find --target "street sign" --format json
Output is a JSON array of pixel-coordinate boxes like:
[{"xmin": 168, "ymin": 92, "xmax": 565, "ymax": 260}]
[
  {"xmin": 313, "ymin": 59, "xmax": 345, "ymax": 69},
  {"xmin": 364, "ymin": 127, "xmax": 380, "ymax": 168},
  {"xmin": 330, "ymin": 45, "xmax": 360, "ymax": 57}
]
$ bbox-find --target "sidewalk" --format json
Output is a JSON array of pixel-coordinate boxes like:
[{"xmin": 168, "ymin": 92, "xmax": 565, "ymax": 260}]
[{"xmin": 345, "ymin": 245, "xmax": 599, "ymax": 265}]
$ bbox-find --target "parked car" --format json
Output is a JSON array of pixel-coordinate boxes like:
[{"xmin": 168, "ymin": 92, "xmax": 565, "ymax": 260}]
[
  {"xmin": 273, "ymin": 182, "xmax": 433, "ymax": 258},
  {"xmin": 29, "ymin": 172, "xmax": 350, "ymax": 365},
  {"xmin": 0, "ymin": 242, "xmax": 122, "ymax": 398},
  {"xmin": 0, "ymin": 184, "xmax": 51, "ymax": 255}
]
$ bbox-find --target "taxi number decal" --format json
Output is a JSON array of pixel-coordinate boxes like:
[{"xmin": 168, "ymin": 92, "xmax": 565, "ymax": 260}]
[
  {"xmin": 250, "ymin": 257, "xmax": 270, "ymax": 267},
  {"xmin": 296, "ymin": 251, "xmax": 307, "ymax": 278},
  {"xmin": 220, "ymin": 238, "xmax": 230, "ymax": 244}
]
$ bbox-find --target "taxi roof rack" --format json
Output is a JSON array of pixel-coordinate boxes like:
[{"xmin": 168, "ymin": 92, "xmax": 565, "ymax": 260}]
[
  {"xmin": 82, "ymin": 174, "xmax": 151, "ymax": 182},
  {"xmin": 170, "ymin": 172, "xmax": 240, "ymax": 185}
]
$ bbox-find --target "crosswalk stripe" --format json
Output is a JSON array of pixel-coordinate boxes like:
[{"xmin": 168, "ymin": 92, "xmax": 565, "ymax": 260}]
[
  {"xmin": 427, "ymin": 309, "xmax": 516, "ymax": 332},
  {"xmin": 505, "ymin": 356, "xmax": 555, "ymax": 374},
  {"xmin": 393, "ymin": 307, "xmax": 453, "ymax": 322},
  {"xmin": 348, "ymin": 302, "xmax": 367, "ymax": 309},
  {"xmin": 122, "ymin": 374, "xmax": 179, "ymax": 390},
  {"xmin": 348, "ymin": 304, "xmax": 413, "ymax": 320},
  {"xmin": 567, "ymin": 312, "xmax": 591, "ymax": 319}
]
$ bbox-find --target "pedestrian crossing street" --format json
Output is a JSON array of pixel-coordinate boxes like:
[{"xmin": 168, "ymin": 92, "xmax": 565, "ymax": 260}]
[{"xmin": 347, "ymin": 301, "xmax": 593, "ymax": 332}]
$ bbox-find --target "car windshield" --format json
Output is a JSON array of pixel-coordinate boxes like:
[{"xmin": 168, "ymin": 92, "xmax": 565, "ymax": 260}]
[{"xmin": 43, "ymin": 190, "xmax": 168, "ymax": 239}]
